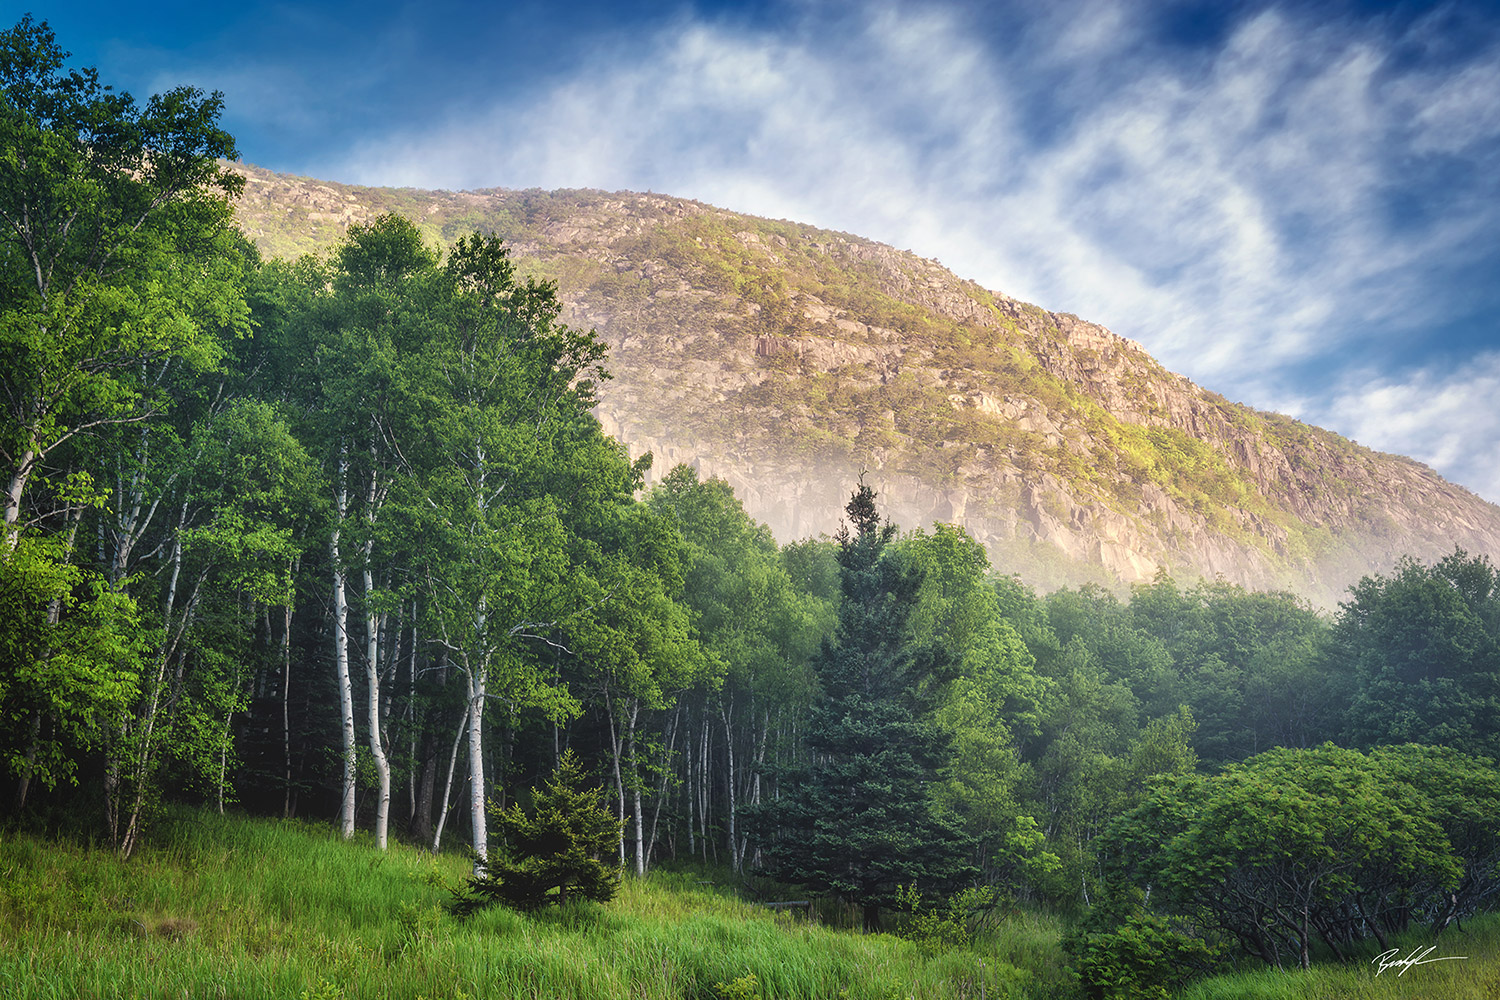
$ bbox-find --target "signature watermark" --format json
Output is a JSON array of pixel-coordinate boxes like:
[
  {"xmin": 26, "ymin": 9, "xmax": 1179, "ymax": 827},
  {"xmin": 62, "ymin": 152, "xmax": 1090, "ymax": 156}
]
[{"xmin": 1372, "ymin": 945, "xmax": 1468, "ymax": 976}]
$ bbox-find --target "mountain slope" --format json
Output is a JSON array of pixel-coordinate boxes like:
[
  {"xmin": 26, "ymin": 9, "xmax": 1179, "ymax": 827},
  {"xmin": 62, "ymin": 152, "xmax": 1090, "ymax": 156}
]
[{"xmin": 231, "ymin": 164, "xmax": 1500, "ymax": 602}]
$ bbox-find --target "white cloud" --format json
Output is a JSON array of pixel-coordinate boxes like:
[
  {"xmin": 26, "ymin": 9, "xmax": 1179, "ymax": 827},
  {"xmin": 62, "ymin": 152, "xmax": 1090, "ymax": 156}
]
[
  {"xmin": 1405, "ymin": 58, "xmax": 1500, "ymax": 155},
  {"xmin": 1311, "ymin": 357, "xmax": 1500, "ymax": 505}
]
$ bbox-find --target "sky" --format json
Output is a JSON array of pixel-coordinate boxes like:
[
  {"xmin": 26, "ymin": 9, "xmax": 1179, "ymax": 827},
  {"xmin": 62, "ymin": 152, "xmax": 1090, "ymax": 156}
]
[{"xmin": 29, "ymin": 0, "xmax": 1500, "ymax": 502}]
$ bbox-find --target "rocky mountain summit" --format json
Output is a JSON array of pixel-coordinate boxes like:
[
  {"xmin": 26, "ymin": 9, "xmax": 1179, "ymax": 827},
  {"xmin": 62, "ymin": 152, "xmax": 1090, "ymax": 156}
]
[{"xmin": 231, "ymin": 164, "xmax": 1500, "ymax": 602}]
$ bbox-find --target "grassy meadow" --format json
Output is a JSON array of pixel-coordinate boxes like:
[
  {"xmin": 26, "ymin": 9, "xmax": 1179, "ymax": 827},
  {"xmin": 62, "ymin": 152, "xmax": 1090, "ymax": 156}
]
[{"xmin": 1, "ymin": 809, "xmax": 1496, "ymax": 999}]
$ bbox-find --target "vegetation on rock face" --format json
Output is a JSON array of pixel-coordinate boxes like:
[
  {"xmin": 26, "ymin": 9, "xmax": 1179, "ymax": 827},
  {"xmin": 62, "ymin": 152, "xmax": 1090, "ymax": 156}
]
[{"xmin": 227, "ymin": 165, "xmax": 1500, "ymax": 604}]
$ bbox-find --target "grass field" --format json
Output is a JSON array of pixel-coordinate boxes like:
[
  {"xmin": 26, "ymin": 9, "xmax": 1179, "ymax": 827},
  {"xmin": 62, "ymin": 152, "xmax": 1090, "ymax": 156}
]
[
  {"xmin": 1, "ymin": 810, "xmax": 1495, "ymax": 999},
  {"xmin": 1174, "ymin": 917, "xmax": 1500, "ymax": 1000},
  {"xmin": 0, "ymin": 810, "xmax": 1065, "ymax": 1000}
]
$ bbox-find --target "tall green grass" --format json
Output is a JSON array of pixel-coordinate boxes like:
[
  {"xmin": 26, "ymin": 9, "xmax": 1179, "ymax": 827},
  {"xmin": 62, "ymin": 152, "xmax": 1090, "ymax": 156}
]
[
  {"xmin": 1176, "ymin": 912, "xmax": 1500, "ymax": 1000},
  {"xmin": 0, "ymin": 810, "xmax": 1057, "ymax": 999},
  {"xmin": 5, "ymin": 810, "xmax": 1494, "ymax": 999}
]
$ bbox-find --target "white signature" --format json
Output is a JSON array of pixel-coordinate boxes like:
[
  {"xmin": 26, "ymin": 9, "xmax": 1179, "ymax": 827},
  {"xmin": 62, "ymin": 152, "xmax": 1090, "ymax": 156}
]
[{"xmin": 1372, "ymin": 945, "xmax": 1468, "ymax": 976}]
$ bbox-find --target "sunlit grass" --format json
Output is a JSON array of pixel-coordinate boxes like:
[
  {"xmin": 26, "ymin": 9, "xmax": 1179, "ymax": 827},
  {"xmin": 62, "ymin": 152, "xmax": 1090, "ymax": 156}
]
[
  {"xmin": 0, "ymin": 810, "xmax": 1045, "ymax": 999},
  {"xmin": 4, "ymin": 811, "xmax": 1494, "ymax": 999},
  {"xmin": 1176, "ymin": 912, "xmax": 1500, "ymax": 1000}
]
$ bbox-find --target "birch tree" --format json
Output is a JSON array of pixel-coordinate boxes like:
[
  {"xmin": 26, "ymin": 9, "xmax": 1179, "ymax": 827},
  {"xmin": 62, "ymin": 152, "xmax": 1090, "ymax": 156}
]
[
  {"xmin": 566, "ymin": 500, "xmax": 708, "ymax": 874},
  {"xmin": 106, "ymin": 400, "xmax": 311, "ymax": 856},
  {"xmin": 407, "ymin": 231, "xmax": 608, "ymax": 869},
  {"xmin": 0, "ymin": 16, "xmax": 250, "ymax": 821},
  {"xmin": 267, "ymin": 216, "xmax": 436, "ymax": 845},
  {"xmin": 0, "ymin": 15, "xmax": 246, "ymax": 547},
  {"xmin": 647, "ymin": 465, "xmax": 821, "ymax": 871}
]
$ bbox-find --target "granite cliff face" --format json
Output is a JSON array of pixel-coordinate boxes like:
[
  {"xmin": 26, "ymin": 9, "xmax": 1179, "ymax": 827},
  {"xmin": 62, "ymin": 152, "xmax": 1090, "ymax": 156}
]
[{"xmin": 231, "ymin": 165, "xmax": 1500, "ymax": 602}]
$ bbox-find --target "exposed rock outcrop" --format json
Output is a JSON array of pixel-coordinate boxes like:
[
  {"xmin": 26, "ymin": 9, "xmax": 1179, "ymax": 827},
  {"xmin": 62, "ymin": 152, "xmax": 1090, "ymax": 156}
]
[{"xmin": 230, "ymin": 165, "xmax": 1500, "ymax": 603}]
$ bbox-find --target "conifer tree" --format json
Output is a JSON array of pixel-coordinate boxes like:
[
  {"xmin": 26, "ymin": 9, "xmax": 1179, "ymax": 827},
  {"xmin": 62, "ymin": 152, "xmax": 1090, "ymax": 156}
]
[
  {"xmin": 452, "ymin": 750, "xmax": 621, "ymax": 914},
  {"xmin": 747, "ymin": 482, "xmax": 975, "ymax": 931}
]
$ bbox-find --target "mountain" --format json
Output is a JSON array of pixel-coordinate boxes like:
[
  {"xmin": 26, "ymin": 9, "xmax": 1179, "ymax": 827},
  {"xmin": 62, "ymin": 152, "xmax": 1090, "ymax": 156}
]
[{"xmin": 230, "ymin": 164, "xmax": 1500, "ymax": 603}]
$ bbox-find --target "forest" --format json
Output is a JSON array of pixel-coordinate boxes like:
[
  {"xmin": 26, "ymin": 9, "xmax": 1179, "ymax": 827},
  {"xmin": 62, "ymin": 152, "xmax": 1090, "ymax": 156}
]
[{"xmin": 3, "ymin": 16, "xmax": 1499, "ymax": 999}]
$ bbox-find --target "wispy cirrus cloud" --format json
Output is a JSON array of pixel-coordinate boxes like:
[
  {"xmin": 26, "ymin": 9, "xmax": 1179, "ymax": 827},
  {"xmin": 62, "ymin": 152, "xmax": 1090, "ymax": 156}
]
[
  {"xmin": 1311, "ymin": 355, "xmax": 1500, "ymax": 504},
  {"xmin": 297, "ymin": 1, "xmax": 1500, "ymax": 502}
]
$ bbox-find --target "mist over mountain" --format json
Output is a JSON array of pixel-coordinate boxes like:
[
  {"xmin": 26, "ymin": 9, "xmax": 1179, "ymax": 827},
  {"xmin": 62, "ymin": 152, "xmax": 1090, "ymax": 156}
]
[{"xmin": 231, "ymin": 164, "xmax": 1500, "ymax": 603}]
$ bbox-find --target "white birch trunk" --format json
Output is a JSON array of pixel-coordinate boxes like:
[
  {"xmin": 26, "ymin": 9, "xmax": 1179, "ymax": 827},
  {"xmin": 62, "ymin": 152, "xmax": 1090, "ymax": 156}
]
[
  {"xmin": 628, "ymin": 698, "xmax": 644, "ymax": 876},
  {"xmin": 749, "ymin": 710, "xmax": 768, "ymax": 868},
  {"xmin": 700, "ymin": 721, "xmax": 711, "ymax": 860},
  {"xmin": 432, "ymin": 706, "xmax": 469, "ymax": 854},
  {"xmin": 685, "ymin": 715, "xmax": 696, "ymax": 857},
  {"xmin": 364, "ymin": 562, "xmax": 390, "ymax": 850},
  {"xmin": 331, "ymin": 445, "xmax": 356, "ymax": 840},
  {"xmin": 606, "ymin": 691, "xmax": 627, "ymax": 866},
  {"xmin": 282, "ymin": 590, "xmax": 294, "ymax": 819},
  {"xmin": 3, "ymin": 448, "xmax": 33, "ymax": 550},
  {"xmin": 647, "ymin": 704, "xmax": 681, "ymax": 868},
  {"xmin": 408, "ymin": 610, "xmax": 419, "ymax": 825},
  {"xmin": 466, "ymin": 662, "xmax": 488, "ymax": 873},
  {"xmin": 721, "ymin": 698, "xmax": 740, "ymax": 872},
  {"xmin": 361, "ymin": 448, "xmax": 392, "ymax": 850},
  {"xmin": 119, "ymin": 514, "xmax": 207, "ymax": 859}
]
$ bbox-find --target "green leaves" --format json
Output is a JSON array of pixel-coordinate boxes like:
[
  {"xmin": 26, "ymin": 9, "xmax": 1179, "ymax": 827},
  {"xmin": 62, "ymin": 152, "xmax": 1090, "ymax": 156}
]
[
  {"xmin": 0, "ymin": 16, "xmax": 248, "ymax": 547},
  {"xmin": 646, "ymin": 465, "xmax": 818, "ymax": 703},
  {"xmin": 0, "ymin": 19, "xmax": 258, "ymax": 837},
  {"xmin": 1334, "ymin": 550, "xmax": 1500, "ymax": 758},
  {"xmin": 1097, "ymin": 743, "xmax": 1483, "ymax": 972},
  {"xmin": 0, "ymin": 535, "xmax": 146, "ymax": 791}
]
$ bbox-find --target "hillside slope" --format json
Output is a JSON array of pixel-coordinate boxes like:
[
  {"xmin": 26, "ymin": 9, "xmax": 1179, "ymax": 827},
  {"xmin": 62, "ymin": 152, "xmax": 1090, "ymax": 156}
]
[{"xmin": 231, "ymin": 164, "xmax": 1500, "ymax": 601}]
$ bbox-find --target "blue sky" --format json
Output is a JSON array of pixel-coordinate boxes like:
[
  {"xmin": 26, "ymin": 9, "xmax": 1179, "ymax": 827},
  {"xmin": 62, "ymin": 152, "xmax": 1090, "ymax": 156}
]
[{"xmin": 30, "ymin": 0, "xmax": 1500, "ymax": 502}]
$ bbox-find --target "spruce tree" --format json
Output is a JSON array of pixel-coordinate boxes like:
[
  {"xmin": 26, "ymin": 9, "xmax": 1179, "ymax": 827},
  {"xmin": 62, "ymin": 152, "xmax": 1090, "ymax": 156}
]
[
  {"xmin": 747, "ymin": 482, "xmax": 975, "ymax": 930},
  {"xmin": 451, "ymin": 751, "xmax": 622, "ymax": 915}
]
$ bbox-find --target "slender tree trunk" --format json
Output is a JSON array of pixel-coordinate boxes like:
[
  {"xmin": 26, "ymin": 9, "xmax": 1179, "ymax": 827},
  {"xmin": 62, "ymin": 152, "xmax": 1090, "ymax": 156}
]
[
  {"xmin": 16, "ymin": 508, "xmax": 81, "ymax": 812},
  {"xmin": 332, "ymin": 558, "xmax": 355, "ymax": 838},
  {"xmin": 281, "ymin": 585, "xmax": 294, "ymax": 819},
  {"xmin": 117, "ymin": 509, "xmax": 200, "ymax": 860},
  {"xmin": 647, "ymin": 704, "xmax": 681, "ymax": 868},
  {"xmin": 466, "ymin": 660, "xmax": 488, "ymax": 872},
  {"xmin": 361, "ymin": 453, "xmax": 392, "ymax": 850},
  {"xmin": 413, "ymin": 749, "xmax": 436, "ymax": 843},
  {"xmin": 748, "ymin": 710, "xmax": 768, "ymax": 868},
  {"xmin": 407, "ymin": 609, "xmax": 419, "ymax": 827},
  {"xmin": 700, "ymin": 719, "xmax": 712, "ymax": 861},
  {"xmin": 330, "ymin": 446, "xmax": 356, "ymax": 840},
  {"xmin": 216, "ymin": 708, "xmax": 232, "ymax": 814},
  {"xmin": 605, "ymin": 689, "xmax": 627, "ymax": 867},
  {"xmin": 432, "ymin": 707, "xmax": 469, "ymax": 854},
  {"xmin": 628, "ymin": 698, "xmax": 645, "ymax": 876},
  {"xmin": 364, "ymin": 563, "xmax": 390, "ymax": 850},
  {"xmin": 13, "ymin": 712, "xmax": 43, "ymax": 812},
  {"xmin": 2, "ymin": 447, "xmax": 34, "ymax": 550},
  {"xmin": 720, "ymin": 697, "xmax": 740, "ymax": 872},
  {"xmin": 1299, "ymin": 906, "xmax": 1312, "ymax": 971},
  {"xmin": 685, "ymin": 715, "xmax": 697, "ymax": 858}
]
